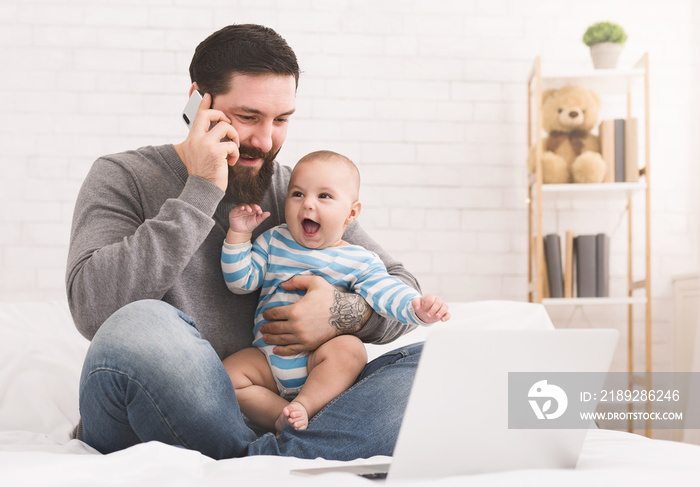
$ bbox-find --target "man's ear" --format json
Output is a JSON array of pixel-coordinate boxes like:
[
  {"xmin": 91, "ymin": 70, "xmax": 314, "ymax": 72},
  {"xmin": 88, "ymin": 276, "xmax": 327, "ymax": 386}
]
[
  {"xmin": 189, "ymin": 82, "xmax": 200, "ymax": 97},
  {"xmin": 345, "ymin": 201, "xmax": 362, "ymax": 225}
]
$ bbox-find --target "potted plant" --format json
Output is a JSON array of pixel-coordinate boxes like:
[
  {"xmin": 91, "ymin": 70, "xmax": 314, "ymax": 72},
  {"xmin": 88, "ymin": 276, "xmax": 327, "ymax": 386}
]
[{"xmin": 582, "ymin": 21, "xmax": 627, "ymax": 69}]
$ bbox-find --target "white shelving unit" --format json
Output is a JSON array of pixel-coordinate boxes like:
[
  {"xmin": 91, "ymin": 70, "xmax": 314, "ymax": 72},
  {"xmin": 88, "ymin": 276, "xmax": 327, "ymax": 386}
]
[{"xmin": 526, "ymin": 55, "xmax": 652, "ymax": 432}]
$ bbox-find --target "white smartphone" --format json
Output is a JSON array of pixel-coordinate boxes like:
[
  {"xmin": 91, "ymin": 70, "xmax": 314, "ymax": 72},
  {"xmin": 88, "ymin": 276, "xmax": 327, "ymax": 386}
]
[{"xmin": 182, "ymin": 90, "xmax": 202, "ymax": 130}]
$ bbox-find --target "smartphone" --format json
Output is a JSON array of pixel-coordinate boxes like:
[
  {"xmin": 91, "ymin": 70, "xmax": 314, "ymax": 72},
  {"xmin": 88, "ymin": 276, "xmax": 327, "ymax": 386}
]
[{"xmin": 182, "ymin": 90, "xmax": 202, "ymax": 130}]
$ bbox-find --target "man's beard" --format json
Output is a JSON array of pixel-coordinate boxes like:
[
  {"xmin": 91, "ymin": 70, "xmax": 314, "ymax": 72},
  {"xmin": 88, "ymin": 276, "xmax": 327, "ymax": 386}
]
[{"xmin": 227, "ymin": 145, "xmax": 279, "ymax": 204}]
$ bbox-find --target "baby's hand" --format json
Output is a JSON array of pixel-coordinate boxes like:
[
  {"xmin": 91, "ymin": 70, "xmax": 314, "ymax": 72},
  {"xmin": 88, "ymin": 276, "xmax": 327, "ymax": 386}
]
[
  {"xmin": 412, "ymin": 295, "xmax": 450, "ymax": 324},
  {"xmin": 228, "ymin": 204, "xmax": 270, "ymax": 234}
]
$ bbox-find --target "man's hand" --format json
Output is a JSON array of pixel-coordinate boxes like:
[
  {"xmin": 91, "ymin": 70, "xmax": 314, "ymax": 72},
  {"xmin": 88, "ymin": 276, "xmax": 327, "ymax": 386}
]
[
  {"xmin": 175, "ymin": 92, "xmax": 240, "ymax": 192},
  {"xmin": 260, "ymin": 275, "xmax": 371, "ymax": 356}
]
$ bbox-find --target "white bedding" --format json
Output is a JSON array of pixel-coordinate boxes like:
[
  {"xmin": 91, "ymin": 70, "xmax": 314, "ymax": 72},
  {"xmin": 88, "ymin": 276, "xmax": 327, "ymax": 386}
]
[{"xmin": 1, "ymin": 300, "xmax": 699, "ymax": 486}]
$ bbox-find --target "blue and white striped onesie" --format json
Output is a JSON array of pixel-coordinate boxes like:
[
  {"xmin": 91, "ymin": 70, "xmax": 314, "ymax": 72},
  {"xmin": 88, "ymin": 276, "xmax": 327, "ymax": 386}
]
[{"xmin": 221, "ymin": 224, "xmax": 428, "ymax": 399}]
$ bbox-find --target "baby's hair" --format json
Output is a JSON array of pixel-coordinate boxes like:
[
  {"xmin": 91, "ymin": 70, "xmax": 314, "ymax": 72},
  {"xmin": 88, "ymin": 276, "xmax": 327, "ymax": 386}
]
[{"xmin": 294, "ymin": 150, "xmax": 361, "ymax": 198}]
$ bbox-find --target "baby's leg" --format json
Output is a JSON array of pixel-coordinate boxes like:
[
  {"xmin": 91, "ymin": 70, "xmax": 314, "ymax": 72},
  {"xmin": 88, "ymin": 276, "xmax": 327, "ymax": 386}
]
[
  {"xmin": 222, "ymin": 347, "xmax": 288, "ymax": 432},
  {"xmin": 282, "ymin": 335, "xmax": 367, "ymax": 431}
]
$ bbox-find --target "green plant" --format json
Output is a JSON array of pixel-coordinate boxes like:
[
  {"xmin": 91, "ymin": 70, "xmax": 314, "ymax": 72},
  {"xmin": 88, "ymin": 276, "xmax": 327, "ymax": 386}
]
[{"xmin": 582, "ymin": 21, "xmax": 627, "ymax": 46}]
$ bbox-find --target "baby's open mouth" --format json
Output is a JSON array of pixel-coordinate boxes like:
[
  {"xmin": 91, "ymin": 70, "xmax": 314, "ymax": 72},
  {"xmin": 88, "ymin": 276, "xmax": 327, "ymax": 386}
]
[{"xmin": 302, "ymin": 218, "xmax": 320, "ymax": 236}]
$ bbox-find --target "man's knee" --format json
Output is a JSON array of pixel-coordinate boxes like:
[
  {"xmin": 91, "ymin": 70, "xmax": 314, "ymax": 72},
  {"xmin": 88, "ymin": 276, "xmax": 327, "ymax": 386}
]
[
  {"xmin": 85, "ymin": 300, "xmax": 200, "ymax": 376},
  {"xmin": 99, "ymin": 299, "xmax": 196, "ymax": 340},
  {"xmin": 357, "ymin": 342, "xmax": 423, "ymax": 382},
  {"xmin": 105, "ymin": 299, "xmax": 195, "ymax": 331}
]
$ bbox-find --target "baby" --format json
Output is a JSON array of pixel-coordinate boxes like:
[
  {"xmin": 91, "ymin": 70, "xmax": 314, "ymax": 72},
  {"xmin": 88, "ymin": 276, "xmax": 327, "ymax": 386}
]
[{"xmin": 221, "ymin": 150, "xmax": 449, "ymax": 434}]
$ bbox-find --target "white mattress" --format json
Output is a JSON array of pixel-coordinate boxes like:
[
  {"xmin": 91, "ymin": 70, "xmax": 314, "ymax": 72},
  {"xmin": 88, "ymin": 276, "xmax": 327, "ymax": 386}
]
[{"xmin": 1, "ymin": 300, "xmax": 699, "ymax": 486}]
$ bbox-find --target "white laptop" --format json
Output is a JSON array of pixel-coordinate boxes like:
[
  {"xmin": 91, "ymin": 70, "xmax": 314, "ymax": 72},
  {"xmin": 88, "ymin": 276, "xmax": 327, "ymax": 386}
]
[{"xmin": 293, "ymin": 325, "xmax": 618, "ymax": 482}]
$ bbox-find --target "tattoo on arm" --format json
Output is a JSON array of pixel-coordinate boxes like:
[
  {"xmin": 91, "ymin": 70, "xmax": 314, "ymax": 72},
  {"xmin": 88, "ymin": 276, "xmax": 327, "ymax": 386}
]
[{"xmin": 329, "ymin": 289, "xmax": 370, "ymax": 335}]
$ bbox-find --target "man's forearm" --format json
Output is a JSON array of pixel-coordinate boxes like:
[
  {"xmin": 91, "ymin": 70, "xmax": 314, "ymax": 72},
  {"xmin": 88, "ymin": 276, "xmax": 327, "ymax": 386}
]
[{"xmin": 328, "ymin": 289, "xmax": 372, "ymax": 336}]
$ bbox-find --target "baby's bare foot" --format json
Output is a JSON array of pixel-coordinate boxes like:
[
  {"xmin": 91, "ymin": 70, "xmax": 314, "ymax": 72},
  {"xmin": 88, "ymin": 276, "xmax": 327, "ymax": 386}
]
[{"xmin": 275, "ymin": 401, "xmax": 309, "ymax": 435}]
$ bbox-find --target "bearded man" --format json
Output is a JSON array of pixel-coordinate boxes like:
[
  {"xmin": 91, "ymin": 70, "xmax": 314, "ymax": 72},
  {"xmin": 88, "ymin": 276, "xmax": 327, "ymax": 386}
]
[{"xmin": 66, "ymin": 23, "xmax": 422, "ymax": 460}]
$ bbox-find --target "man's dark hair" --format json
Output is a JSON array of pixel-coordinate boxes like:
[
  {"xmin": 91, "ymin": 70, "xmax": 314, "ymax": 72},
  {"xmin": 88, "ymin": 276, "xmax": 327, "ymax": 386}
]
[{"xmin": 189, "ymin": 24, "xmax": 300, "ymax": 98}]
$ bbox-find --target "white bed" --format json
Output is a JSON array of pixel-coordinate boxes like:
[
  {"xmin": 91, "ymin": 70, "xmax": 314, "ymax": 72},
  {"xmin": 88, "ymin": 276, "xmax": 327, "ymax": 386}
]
[{"xmin": 1, "ymin": 300, "xmax": 699, "ymax": 486}]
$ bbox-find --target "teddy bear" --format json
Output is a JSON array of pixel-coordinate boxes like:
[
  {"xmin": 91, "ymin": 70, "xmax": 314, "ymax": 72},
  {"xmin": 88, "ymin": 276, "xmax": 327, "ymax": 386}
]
[{"xmin": 527, "ymin": 85, "xmax": 608, "ymax": 184}]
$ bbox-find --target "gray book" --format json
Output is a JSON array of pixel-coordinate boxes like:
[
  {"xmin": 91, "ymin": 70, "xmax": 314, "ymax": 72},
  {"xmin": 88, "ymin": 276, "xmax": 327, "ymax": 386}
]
[
  {"xmin": 595, "ymin": 233, "xmax": 610, "ymax": 297},
  {"xmin": 544, "ymin": 234, "xmax": 564, "ymax": 298},
  {"xmin": 614, "ymin": 119, "xmax": 625, "ymax": 182},
  {"xmin": 574, "ymin": 235, "xmax": 597, "ymax": 298}
]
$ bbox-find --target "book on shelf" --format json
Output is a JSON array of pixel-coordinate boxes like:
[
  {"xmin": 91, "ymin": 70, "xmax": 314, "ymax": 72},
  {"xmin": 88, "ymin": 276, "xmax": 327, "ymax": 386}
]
[
  {"xmin": 574, "ymin": 234, "xmax": 597, "ymax": 297},
  {"xmin": 564, "ymin": 230, "xmax": 574, "ymax": 298},
  {"xmin": 572, "ymin": 232, "xmax": 611, "ymax": 298},
  {"xmin": 614, "ymin": 119, "xmax": 625, "ymax": 182},
  {"xmin": 625, "ymin": 118, "xmax": 639, "ymax": 182},
  {"xmin": 599, "ymin": 119, "xmax": 615, "ymax": 183},
  {"xmin": 543, "ymin": 234, "xmax": 564, "ymax": 298},
  {"xmin": 595, "ymin": 233, "xmax": 610, "ymax": 297},
  {"xmin": 540, "ymin": 232, "xmax": 610, "ymax": 299},
  {"xmin": 598, "ymin": 118, "xmax": 639, "ymax": 183}
]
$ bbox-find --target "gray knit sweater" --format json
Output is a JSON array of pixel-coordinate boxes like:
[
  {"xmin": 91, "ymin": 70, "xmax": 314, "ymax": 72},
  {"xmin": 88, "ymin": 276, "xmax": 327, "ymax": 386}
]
[{"xmin": 66, "ymin": 145, "xmax": 419, "ymax": 359}]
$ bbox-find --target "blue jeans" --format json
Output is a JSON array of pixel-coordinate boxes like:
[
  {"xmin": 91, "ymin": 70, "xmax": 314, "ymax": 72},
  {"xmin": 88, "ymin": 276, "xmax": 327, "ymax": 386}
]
[{"xmin": 79, "ymin": 299, "xmax": 422, "ymax": 460}]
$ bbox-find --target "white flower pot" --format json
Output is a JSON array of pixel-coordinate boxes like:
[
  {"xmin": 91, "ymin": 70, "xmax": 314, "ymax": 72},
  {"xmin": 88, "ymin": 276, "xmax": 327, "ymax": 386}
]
[{"xmin": 589, "ymin": 42, "xmax": 623, "ymax": 69}]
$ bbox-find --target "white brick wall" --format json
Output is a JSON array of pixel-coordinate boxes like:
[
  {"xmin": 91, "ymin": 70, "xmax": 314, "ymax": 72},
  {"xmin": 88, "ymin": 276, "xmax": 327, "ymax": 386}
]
[{"xmin": 1, "ymin": 0, "xmax": 699, "ymax": 373}]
